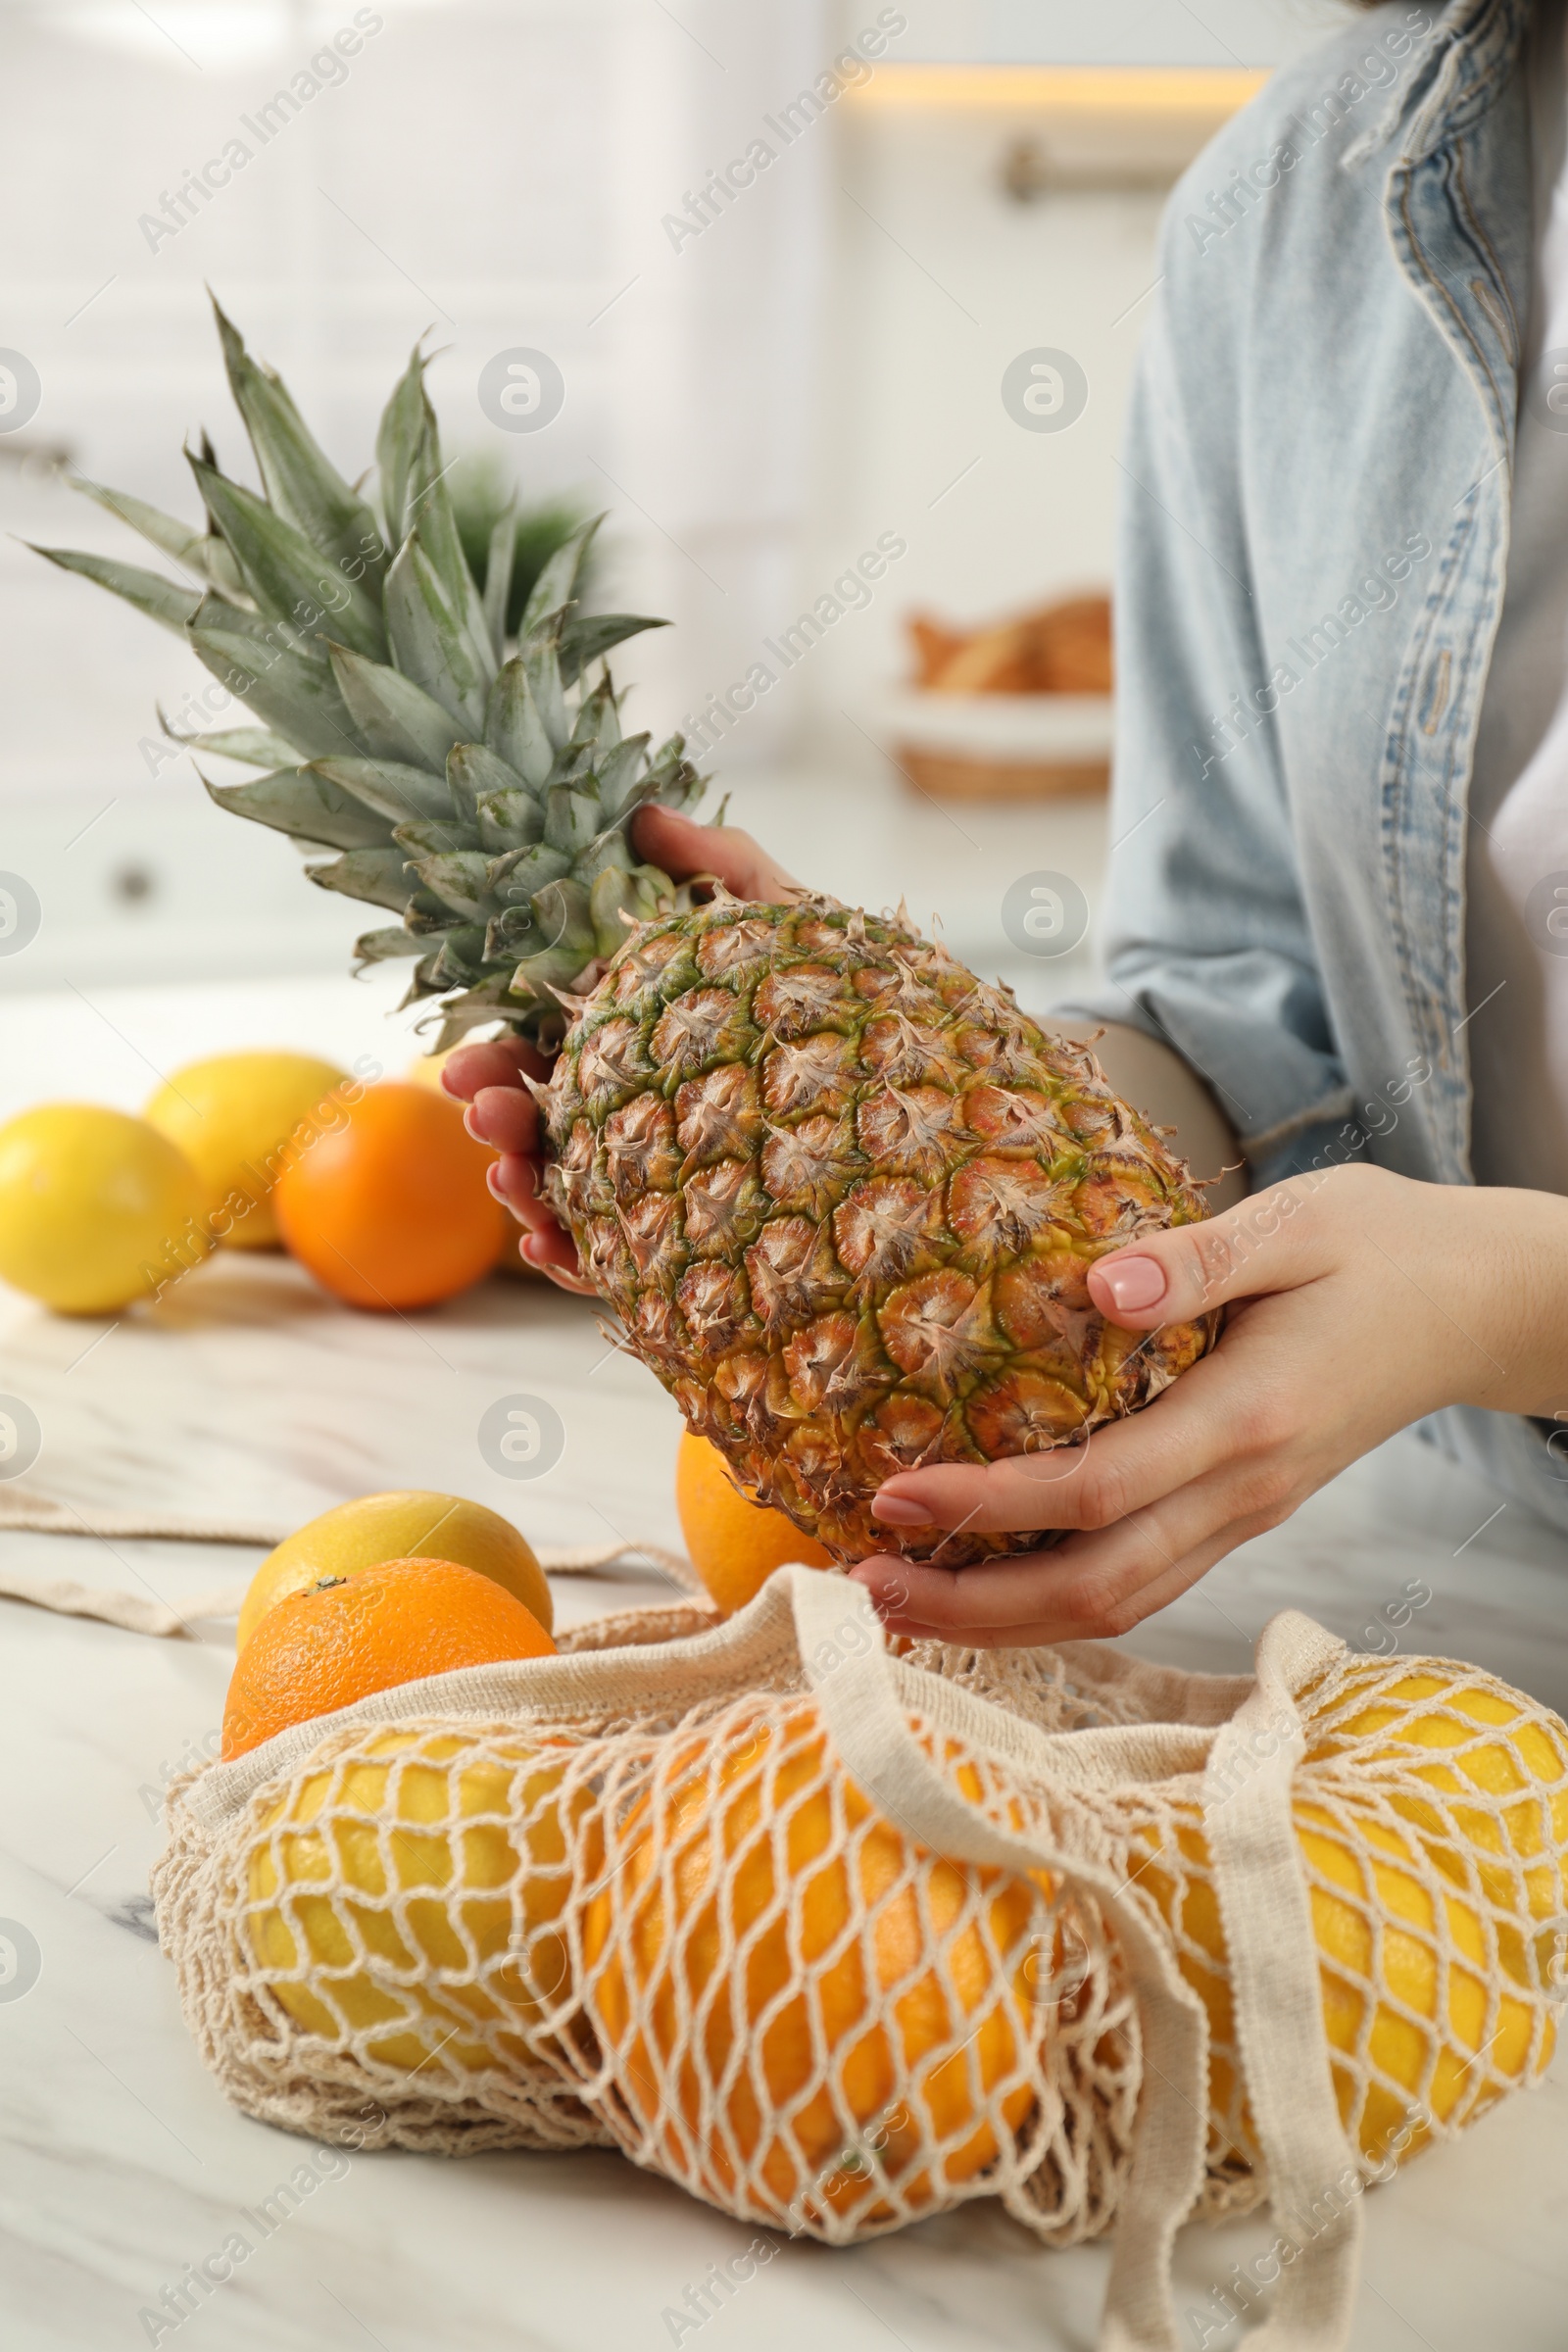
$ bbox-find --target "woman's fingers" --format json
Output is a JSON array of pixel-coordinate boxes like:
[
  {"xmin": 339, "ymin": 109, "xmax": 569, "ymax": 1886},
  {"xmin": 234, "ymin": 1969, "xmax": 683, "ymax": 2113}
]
[
  {"xmin": 438, "ymin": 819, "xmax": 804, "ymax": 1319},
  {"xmin": 870, "ymin": 1323, "xmax": 1288, "ymax": 1536},
  {"xmin": 870, "ymin": 1190, "xmax": 1341, "ymax": 1540},
  {"xmin": 485, "ymin": 1156, "xmax": 593, "ymax": 1287},
  {"xmin": 871, "ymin": 1440, "xmax": 1105, "ymax": 1534},
  {"xmin": 441, "ymin": 1034, "xmax": 552, "ymax": 1102},
  {"xmin": 631, "ymin": 806, "xmax": 803, "ymax": 902},
  {"xmin": 1084, "ymin": 1171, "xmax": 1348, "ymax": 1330},
  {"xmin": 488, "ymin": 1151, "xmax": 551, "ymax": 1223},
  {"xmin": 854, "ymin": 1462, "xmax": 1288, "ymax": 1643},
  {"xmin": 487, "ymin": 1154, "xmax": 592, "ymax": 1286},
  {"xmin": 871, "ymin": 1540, "xmax": 1228, "ymax": 1647},
  {"xmin": 464, "ymin": 1083, "xmax": 540, "ymax": 1154},
  {"xmin": 852, "ymin": 1513, "xmax": 1180, "ymax": 1637},
  {"xmin": 522, "ymin": 1232, "xmax": 596, "ymax": 1292}
]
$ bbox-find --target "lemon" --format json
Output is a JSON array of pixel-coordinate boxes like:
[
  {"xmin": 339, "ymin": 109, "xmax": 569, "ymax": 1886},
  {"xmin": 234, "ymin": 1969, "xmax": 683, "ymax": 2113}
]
[
  {"xmin": 1130, "ymin": 1666, "xmax": 1568, "ymax": 2171},
  {"xmin": 248, "ymin": 1728, "xmax": 586, "ymax": 2066},
  {"xmin": 0, "ymin": 1103, "xmax": 211, "ymax": 1315},
  {"xmin": 236, "ymin": 1488, "xmax": 553, "ymax": 1649},
  {"xmin": 144, "ymin": 1051, "xmax": 348, "ymax": 1250}
]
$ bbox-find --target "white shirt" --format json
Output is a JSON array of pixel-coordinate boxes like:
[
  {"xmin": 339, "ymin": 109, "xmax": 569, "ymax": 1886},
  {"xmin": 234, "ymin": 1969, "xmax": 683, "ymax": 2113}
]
[{"xmin": 1467, "ymin": 0, "xmax": 1568, "ymax": 1191}]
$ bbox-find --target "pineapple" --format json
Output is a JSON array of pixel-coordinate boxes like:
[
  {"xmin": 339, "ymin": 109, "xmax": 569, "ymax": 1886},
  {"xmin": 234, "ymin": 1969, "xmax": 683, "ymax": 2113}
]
[
  {"xmin": 42, "ymin": 306, "xmax": 1218, "ymax": 1562},
  {"xmin": 33, "ymin": 298, "xmax": 707, "ymax": 1046},
  {"xmin": 542, "ymin": 896, "xmax": 1218, "ymax": 1565},
  {"xmin": 448, "ymin": 455, "xmax": 591, "ymax": 643}
]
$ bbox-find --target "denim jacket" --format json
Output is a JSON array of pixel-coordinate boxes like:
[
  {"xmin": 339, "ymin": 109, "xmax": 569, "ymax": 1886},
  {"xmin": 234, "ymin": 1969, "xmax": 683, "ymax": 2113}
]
[{"xmin": 1064, "ymin": 0, "xmax": 1568, "ymax": 1527}]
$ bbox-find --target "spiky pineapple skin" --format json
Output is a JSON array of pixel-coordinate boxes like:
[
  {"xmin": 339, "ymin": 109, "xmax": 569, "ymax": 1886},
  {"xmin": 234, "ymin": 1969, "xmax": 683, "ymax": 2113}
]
[{"xmin": 543, "ymin": 896, "xmax": 1218, "ymax": 1567}]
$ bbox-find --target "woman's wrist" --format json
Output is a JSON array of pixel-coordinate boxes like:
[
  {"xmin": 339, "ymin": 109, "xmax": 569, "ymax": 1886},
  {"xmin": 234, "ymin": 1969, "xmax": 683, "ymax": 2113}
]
[
  {"xmin": 1449, "ymin": 1182, "xmax": 1568, "ymax": 1421},
  {"xmin": 1239, "ymin": 1165, "xmax": 1568, "ymax": 1424}
]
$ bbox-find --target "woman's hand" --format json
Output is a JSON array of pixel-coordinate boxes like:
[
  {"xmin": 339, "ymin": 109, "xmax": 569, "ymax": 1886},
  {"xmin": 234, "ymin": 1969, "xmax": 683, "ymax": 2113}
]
[
  {"xmin": 442, "ymin": 808, "xmax": 802, "ymax": 1288},
  {"xmin": 442, "ymin": 1027, "xmax": 590, "ymax": 1290},
  {"xmin": 628, "ymin": 805, "xmax": 804, "ymax": 907},
  {"xmin": 852, "ymin": 1163, "xmax": 1568, "ymax": 1647}
]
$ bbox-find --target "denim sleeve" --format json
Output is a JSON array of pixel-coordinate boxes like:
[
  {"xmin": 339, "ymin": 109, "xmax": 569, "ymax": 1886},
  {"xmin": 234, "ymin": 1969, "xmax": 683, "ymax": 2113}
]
[{"xmin": 1057, "ymin": 188, "xmax": 1357, "ymax": 1193}]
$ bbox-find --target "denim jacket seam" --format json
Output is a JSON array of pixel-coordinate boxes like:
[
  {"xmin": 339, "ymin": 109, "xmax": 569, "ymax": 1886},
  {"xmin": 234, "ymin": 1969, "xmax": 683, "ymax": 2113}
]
[
  {"xmin": 1379, "ymin": 574, "xmax": 1439, "ymax": 1019},
  {"xmin": 1396, "ymin": 161, "xmax": 1510, "ymax": 436},
  {"xmin": 1450, "ymin": 140, "xmax": 1522, "ymax": 357},
  {"xmin": 1404, "ymin": 499, "xmax": 1506, "ymax": 1180},
  {"xmin": 1380, "ymin": 28, "xmax": 1523, "ymax": 1189},
  {"xmin": 1377, "ymin": 506, "xmax": 1486, "ymax": 1151},
  {"xmin": 1438, "ymin": 601, "xmax": 1483, "ymax": 1103},
  {"xmin": 1441, "ymin": 500, "xmax": 1509, "ymax": 907},
  {"xmin": 1439, "ymin": 506, "xmax": 1510, "ymax": 1160},
  {"xmin": 1393, "ymin": 6, "xmax": 1470, "ymax": 163},
  {"xmin": 1404, "ymin": 0, "xmax": 1531, "ymax": 158}
]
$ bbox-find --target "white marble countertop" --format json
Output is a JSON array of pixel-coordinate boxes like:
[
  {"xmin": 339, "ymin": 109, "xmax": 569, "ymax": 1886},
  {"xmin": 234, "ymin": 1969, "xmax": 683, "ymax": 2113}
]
[{"xmin": 3, "ymin": 973, "xmax": 1568, "ymax": 2351}]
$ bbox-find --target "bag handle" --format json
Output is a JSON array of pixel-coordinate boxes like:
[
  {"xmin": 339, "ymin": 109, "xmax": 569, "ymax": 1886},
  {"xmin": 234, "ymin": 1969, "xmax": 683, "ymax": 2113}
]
[
  {"xmin": 789, "ymin": 1571, "xmax": 1357, "ymax": 2352},
  {"xmin": 789, "ymin": 1570, "xmax": 1208, "ymax": 2352},
  {"xmin": 1200, "ymin": 1612, "xmax": 1361, "ymax": 2348}
]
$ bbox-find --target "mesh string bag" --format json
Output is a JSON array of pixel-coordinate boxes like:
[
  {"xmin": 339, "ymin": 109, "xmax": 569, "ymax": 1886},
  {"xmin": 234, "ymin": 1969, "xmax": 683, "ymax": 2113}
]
[{"xmin": 153, "ymin": 1571, "xmax": 1568, "ymax": 2352}]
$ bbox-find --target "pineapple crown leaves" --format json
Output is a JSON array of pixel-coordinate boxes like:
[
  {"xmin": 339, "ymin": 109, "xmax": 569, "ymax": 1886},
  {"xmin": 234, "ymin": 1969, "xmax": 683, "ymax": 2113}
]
[{"xmin": 31, "ymin": 294, "xmax": 708, "ymax": 1049}]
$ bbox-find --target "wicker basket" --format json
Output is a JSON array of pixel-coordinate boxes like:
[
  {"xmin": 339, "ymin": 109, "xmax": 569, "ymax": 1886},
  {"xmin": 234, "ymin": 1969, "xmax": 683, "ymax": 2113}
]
[
  {"xmin": 882, "ymin": 689, "xmax": 1112, "ymax": 804},
  {"xmin": 894, "ymin": 746, "xmax": 1109, "ymax": 803}
]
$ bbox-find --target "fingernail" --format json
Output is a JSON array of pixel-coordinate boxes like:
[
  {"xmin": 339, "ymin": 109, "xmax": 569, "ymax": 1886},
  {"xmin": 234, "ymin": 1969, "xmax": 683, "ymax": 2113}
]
[
  {"xmin": 1099, "ymin": 1255, "xmax": 1168, "ymax": 1313},
  {"xmin": 871, "ymin": 1494, "xmax": 934, "ymax": 1527},
  {"xmin": 485, "ymin": 1161, "xmax": 509, "ymax": 1200},
  {"xmin": 464, "ymin": 1105, "xmax": 484, "ymax": 1139}
]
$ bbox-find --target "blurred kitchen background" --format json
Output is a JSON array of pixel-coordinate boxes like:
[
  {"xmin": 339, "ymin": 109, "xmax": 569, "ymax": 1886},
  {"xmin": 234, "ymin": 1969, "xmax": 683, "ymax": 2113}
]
[{"xmin": 0, "ymin": 0, "xmax": 1344, "ymax": 1108}]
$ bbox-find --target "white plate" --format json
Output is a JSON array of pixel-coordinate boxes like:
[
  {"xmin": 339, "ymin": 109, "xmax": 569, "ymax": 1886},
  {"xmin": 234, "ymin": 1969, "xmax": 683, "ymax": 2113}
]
[{"xmin": 879, "ymin": 688, "xmax": 1114, "ymax": 760}]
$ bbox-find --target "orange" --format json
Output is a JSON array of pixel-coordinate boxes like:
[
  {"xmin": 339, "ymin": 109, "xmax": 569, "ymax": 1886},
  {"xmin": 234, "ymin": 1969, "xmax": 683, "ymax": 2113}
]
[
  {"xmin": 221, "ymin": 1554, "xmax": 556, "ymax": 1759},
  {"xmin": 273, "ymin": 1081, "xmax": 509, "ymax": 1309},
  {"xmin": 582, "ymin": 1705, "xmax": 1041, "ymax": 2224},
  {"xmin": 675, "ymin": 1430, "xmax": 832, "ymax": 1613}
]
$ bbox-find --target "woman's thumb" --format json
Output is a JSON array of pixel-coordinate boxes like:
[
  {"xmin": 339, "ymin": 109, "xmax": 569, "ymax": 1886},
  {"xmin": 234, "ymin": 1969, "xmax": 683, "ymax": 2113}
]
[
  {"xmin": 1084, "ymin": 1181, "xmax": 1319, "ymax": 1328},
  {"xmin": 631, "ymin": 806, "xmax": 802, "ymax": 901}
]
